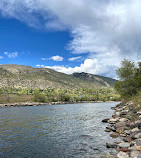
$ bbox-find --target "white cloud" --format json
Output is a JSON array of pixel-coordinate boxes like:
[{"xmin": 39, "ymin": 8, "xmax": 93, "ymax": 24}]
[
  {"xmin": 0, "ymin": 56, "xmax": 3, "ymax": 59},
  {"xmin": 68, "ymin": 56, "xmax": 82, "ymax": 61},
  {"xmin": 41, "ymin": 58, "xmax": 48, "ymax": 61},
  {"xmin": 41, "ymin": 58, "xmax": 116, "ymax": 78},
  {"xmin": 41, "ymin": 56, "xmax": 64, "ymax": 61},
  {"xmin": 36, "ymin": 64, "xmax": 45, "ymax": 67},
  {"xmin": 1, "ymin": 0, "xmax": 141, "ymax": 77},
  {"xmin": 50, "ymin": 55, "xmax": 63, "ymax": 61},
  {"xmin": 4, "ymin": 52, "xmax": 18, "ymax": 58}
]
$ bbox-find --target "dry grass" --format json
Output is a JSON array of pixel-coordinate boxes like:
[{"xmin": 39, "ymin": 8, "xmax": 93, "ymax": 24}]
[
  {"xmin": 0, "ymin": 94, "xmax": 32, "ymax": 103},
  {"xmin": 132, "ymin": 91, "xmax": 141, "ymax": 109}
]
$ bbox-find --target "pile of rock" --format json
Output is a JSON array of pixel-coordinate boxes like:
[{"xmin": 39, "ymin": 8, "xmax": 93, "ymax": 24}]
[{"xmin": 102, "ymin": 101, "xmax": 141, "ymax": 158}]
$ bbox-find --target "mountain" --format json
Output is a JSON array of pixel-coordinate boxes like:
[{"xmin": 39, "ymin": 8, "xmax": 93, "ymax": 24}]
[
  {"xmin": 0, "ymin": 64, "xmax": 117, "ymax": 89},
  {"xmin": 72, "ymin": 72, "xmax": 116, "ymax": 87}
]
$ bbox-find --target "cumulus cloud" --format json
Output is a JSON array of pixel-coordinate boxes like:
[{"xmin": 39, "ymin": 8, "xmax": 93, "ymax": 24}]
[
  {"xmin": 39, "ymin": 58, "xmax": 116, "ymax": 78},
  {"xmin": 68, "ymin": 56, "xmax": 82, "ymax": 61},
  {"xmin": 4, "ymin": 52, "xmax": 18, "ymax": 58},
  {"xmin": 41, "ymin": 58, "xmax": 48, "ymax": 61},
  {"xmin": 36, "ymin": 64, "xmax": 45, "ymax": 67},
  {"xmin": 41, "ymin": 55, "xmax": 63, "ymax": 61},
  {"xmin": 50, "ymin": 55, "xmax": 63, "ymax": 61},
  {"xmin": 1, "ymin": 0, "xmax": 141, "ymax": 77}
]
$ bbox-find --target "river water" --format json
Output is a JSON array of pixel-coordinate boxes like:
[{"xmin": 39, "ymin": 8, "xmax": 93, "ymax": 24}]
[{"xmin": 0, "ymin": 102, "xmax": 119, "ymax": 158}]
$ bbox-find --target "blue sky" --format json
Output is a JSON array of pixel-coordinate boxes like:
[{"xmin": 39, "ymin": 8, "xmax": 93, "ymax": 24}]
[
  {"xmin": 0, "ymin": 17, "xmax": 84, "ymax": 67},
  {"xmin": 0, "ymin": 0, "xmax": 140, "ymax": 78}
]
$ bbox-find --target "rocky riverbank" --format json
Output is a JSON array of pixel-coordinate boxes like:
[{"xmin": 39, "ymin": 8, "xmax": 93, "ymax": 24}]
[
  {"xmin": 0, "ymin": 101, "xmax": 107, "ymax": 108},
  {"xmin": 102, "ymin": 101, "xmax": 141, "ymax": 158}
]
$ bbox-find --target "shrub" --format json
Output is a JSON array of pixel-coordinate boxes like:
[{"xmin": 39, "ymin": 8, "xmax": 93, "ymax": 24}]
[{"xmin": 33, "ymin": 91, "xmax": 47, "ymax": 103}]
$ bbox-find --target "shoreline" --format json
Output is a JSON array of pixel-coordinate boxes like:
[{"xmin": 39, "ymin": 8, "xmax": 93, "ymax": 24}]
[
  {"xmin": 0, "ymin": 100, "xmax": 118, "ymax": 108},
  {"xmin": 102, "ymin": 101, "xmax": 141, "ymax": 157}
]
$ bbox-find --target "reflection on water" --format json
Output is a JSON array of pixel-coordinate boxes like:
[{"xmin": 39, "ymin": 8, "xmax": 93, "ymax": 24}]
[{"xmin": 0, "ymin": 102, "xmax": 119, "ymax": 158}]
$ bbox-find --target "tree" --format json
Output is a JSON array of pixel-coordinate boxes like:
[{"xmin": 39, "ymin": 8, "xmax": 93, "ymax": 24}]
[{"xmin": 115, "ymin": 59, "xmax": 138, "ymax": 98}]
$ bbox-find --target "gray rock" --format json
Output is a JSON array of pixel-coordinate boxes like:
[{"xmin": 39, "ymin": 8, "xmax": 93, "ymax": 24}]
[
  {"xmin": 105, "ymin": 129, "xmax": 111, "ymax": 132},
  {"xmin": 131, "ymin": 128, "xmax": 139, "ymax": 132},
  {"xmin": 138, "ymin": 123, "xmax": 141, "ymax": 129},
  {"xmin": 106, "ymin": 142, "xmax": 117, "ymax": 148},
  {"xmin": 101, "ymin": 151, "xmax": 115, "ymax": 158},
  {"xmin": 102, "ymin": 118, "xmax": 110, "ymax": 123},
  {"xmin": 117, "ymin": 151, "xmax": 129, "ymax": 158},
  {"xmin": 110, "ymin": 132, "xmax": 119, "ymax": 138},
  {"xmin": 137, "ymin": 111, "xmax": 141, "ymax": 115},
  {"xmin": 134, "ymin": 139, "xmax": 141, "ymax": 146},
  {"xmin": 106, "ymin": 126, "xmax": 116, "ymax": 132},
  {"xmin": 118, "ymin": 142, "xmax": 130, "ymax": 148},
  {"xmin": 131, "ymin": 131, "xmax": 141, "ymax": 140},
  {"xmin": 134, "ymin": 133, "xmax": 141, "ymax": 139},
  {"xmin": 120, "ymin": 110, "xmax": 128, "ymax": 117},
  {"xmin": 124, "ymin": 130, "xmax": 131, "ymax": 135},
  {"xmin": 130, "ymin": 151, "xmax": 140, "ymax": 158},
  {"xmin": 137, "ymin": 154, "xmax": 141, "ymax": 158},
  {"xmin": 119, "ymin": 118, "xmax": 127, "ymax": 122},
  {"xmin": 108, "ymin": 118, "xmax": 119, "ymax": 124},
  {"xmin": 128, "ymin": 146, "xmax": 138, "ymax": 151}
]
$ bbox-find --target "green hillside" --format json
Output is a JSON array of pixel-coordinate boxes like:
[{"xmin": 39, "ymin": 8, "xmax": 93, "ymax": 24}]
[{"xmin": 0, "ymin": 64, "xmax": 116, "ymax": 89}]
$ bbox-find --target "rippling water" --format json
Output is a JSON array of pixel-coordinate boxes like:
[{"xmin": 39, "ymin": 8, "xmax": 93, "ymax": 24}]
[{"xmin": 0, "ymin": 102, "xmax": 119, "ymax": 158}]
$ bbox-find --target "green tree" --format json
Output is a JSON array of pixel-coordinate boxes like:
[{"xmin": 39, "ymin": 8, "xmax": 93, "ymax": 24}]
[{"xmin": 114, "ymin": 59, "xmax": 141, "ymax": 98}]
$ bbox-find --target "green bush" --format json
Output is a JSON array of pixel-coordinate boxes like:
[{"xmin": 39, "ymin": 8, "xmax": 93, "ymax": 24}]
[{"xmin": 33, "ymin": 91, "xmax": 47, "ymax": 103}]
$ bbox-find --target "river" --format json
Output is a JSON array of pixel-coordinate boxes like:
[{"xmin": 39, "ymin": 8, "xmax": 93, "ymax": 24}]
[{"xmin": 0, "ymin": 102, "xmax": 119, "ymax": 158}]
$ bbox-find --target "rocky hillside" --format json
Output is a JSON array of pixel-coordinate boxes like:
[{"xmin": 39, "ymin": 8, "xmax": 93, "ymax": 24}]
[
  {"xmin": 0, "ymin": 64, "xmax": 117, "ymax": 89},
  {"xmin": 72, "ymin": 72, "xmax": 116, "ymax": 87}
]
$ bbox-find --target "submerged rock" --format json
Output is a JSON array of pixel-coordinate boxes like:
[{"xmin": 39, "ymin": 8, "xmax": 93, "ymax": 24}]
[
  {"xmin": 101, "ymin": 151, "xmax": 115, "ymax": 158},
  {"xmin": 106, "ymin": 142, "xmax": 117, "ymax": 148},
  {"xmin": 102, "ymin": 118, "xmax": 110, "ymax": 123}
]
